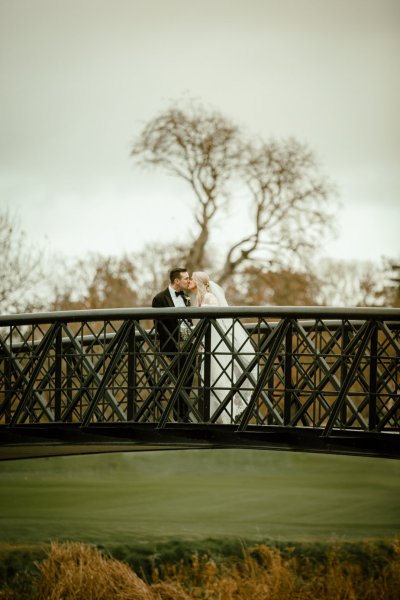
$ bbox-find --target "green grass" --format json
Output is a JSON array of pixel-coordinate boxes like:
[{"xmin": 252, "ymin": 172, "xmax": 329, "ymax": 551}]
[{"xmin": 0, "ymin": 449, "xmax": 399, "ymax": 546}]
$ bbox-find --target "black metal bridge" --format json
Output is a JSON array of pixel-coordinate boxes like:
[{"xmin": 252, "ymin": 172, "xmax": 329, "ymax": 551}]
[{"xmin": 0, "ymin": 306, "xmax": 399, "ymax": 460}]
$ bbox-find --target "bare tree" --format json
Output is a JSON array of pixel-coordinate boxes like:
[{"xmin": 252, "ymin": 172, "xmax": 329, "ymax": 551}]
[
  {"xmin": 130, "ymin": 241, "xmax": 190, "ymax": 305},
  {"xmin": 132, "ymin": 100, "xmax": 335, "ymax": 284},
  {"xmin": 49, "ymin": 241, "xmax": 195, "ymax": 311},
  {"xmin": 0, "ymin": 210, "xmax": 44, "ymax": 314},
  {"xmin": 51, "ymin": 254, "xmax": 138, "ymax": 310},
  {"xmin": 218, "ymin": 138, "xmax": 335, "ymax": 284},
  {"xmin": 226, "ymin": 265, "xmax": 318, "ymax": 306},
  {"xmin": 132, "ymin": 101, "xmax": 243, "ymax": 272},
  {"xmin": 312, "ymin": 258, "xmax": 388, "ymax": 307},
  {"xmin": 376, "ymin": 258, "xmax": 400, "ymax": 307}
]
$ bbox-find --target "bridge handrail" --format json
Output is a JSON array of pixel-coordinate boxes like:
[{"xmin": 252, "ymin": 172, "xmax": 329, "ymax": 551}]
[
  {"xmin": 2, "ymin": 318, "xmax": 400, "ymax": 354},
  {"xmin": 1, "ymin": 305, "xmax": 399, "ymax": 326}
]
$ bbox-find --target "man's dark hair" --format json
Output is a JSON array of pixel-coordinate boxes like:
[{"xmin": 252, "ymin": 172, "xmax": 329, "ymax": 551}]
[{"xmin": 169, "ymin": 267, "xmax": 188, "ymax": 284}]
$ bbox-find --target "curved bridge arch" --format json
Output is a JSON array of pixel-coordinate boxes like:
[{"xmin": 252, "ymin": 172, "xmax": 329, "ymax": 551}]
[{"xmin": 0, "ymin": 306, "xmax": 399, "ymax": 460}]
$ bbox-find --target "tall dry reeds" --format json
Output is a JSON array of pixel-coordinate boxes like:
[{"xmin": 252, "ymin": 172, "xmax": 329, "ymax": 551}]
[
  {"xmin": 154, "ymin": 541, "xmax": 400, "ymax": 600},
  {"xmin": 152, "ymin": 544, "xmax": 297, "ymax": 599},
  {"xmin": 34, "ymin": 542, "xmax": 153, "ymax": 600},
  {"xmin": 24, "ymin": 539, "xmax": 400, "ymax": 600}
]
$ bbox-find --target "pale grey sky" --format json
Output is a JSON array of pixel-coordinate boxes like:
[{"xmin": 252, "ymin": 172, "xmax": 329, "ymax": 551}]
[{"xmin": 1, "ymin": 0, "xmax": 399, "ymax": 265}]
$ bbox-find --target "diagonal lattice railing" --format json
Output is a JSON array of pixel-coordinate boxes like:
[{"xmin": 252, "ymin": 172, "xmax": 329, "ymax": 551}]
[{"xmin": 0, "ymin": 306, "xmax": 399, "ymax": 458}]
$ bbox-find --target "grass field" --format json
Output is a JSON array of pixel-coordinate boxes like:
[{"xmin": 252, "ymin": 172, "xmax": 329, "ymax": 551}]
[{"xmin": 0, "ymin": 449, "xmax": 399, "ymax": 546}]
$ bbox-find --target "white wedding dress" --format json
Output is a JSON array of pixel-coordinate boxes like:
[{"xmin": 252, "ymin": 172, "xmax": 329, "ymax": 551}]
[{"xmin": 200, "ymin": 282, "xmax": 256, "ymax": 424}]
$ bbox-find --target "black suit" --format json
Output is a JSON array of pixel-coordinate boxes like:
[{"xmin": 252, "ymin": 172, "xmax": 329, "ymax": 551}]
[
  {"xmin": 152, "ymin": 288, "xmax": 194, "ymax": 421},
  {"xmin": 152, "ymin": 287, "xmax": 191, "ymax": 352}
]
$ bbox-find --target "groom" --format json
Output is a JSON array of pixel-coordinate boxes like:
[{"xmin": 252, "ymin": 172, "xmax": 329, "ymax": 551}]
[{"xmin": 152, "ymin": 267, "xmax": 194, "ymax": 422}]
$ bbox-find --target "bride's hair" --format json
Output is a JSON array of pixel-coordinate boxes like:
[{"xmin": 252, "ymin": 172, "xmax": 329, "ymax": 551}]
[{"xmin": 192, "ymin": 271, "xmax": 210, "ymax": 306}]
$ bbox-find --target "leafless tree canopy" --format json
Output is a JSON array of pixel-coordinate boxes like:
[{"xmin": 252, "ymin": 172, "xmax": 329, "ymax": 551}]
[
  {"xmin": 132, "ymin": 103, "xmax": 242, "ymax": 270},
  {"xmin": 0, "ymin": 211, "xmax": 43, "ymax": 314},
  {"xmin": 51, "ymin": 254, "xmax": 139, "ymax": 311},
  {"xmin": 132, "ymin": 100, "xmax": 336, "ymax": 283},
  {"xmin": 220, "ymin": 138, "xmax": 335, "ymax": 284}
]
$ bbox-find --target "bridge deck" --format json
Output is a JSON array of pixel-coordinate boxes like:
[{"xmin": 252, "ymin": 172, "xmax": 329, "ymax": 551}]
[{"xmin": 1, "ymin": 423, "xmax": 398, "ymax": 460}]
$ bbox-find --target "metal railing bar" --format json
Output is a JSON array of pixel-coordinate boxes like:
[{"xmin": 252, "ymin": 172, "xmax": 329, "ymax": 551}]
[
  {"xmin": 130, "ymin": 321, "xmax": 181, "ymax": 422},
  {"xmin": 210, "ymin": 318, "xmax": 284, "ymax": 425},
  {"xmin": 81, "ymin": 321, "xmax": 133, "ymax": 426},
  {"xmin": 377, "ymin": 397, "xmax": 400, "ymax": 430},
  {"xmin": 9, "ymin": 323, "xmax": 60, "ymax": 425},
  {"xmin": 132, "ymin": 320, "xmax": 201, "ymax": 423},
  {"xmin": 293, "ymin": 321, "xmax": 369, "ymax": 429},
  {"xmin": 61, "ymin": 324, "xmax": 124, "ymax": 422},
  {"xmin": 3, "ymin": 318, "xmax": 399, "ymax": 356},
  {"xmin": 1, "ymin": 306, "xmax": 399, "ymax": 328},
  {"xmin": 237, "ymin": 319, "xmax": 291, "ymax": 431},
  {"xmin": 0, "ymin": 348, "xmax": 55, "ymax": 422},
  {"xmin": 157, "ymin": 319, "xmax": 208, "ymax": 428},
  {"xmin": 322, "ymin": 321, "xmax": 375, "ymax": 436}
]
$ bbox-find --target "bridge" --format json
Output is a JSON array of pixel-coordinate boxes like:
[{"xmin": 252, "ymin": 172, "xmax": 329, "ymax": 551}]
[{"xmin": 0, "ymin": 306, "xmax": 399, "ymax": 460}]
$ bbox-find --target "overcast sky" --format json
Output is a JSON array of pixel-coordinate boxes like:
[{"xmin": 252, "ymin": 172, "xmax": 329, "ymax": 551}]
[{"xmin": 1, "ymin": 0, "xmax": 399, "ymax": 267}]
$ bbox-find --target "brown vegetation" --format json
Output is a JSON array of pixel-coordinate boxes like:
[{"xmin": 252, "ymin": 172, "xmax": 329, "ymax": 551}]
[
  {"xmin": 34, "ymin": 542, "xmax": 153, "ymax": 600},
  {"xmin": 1, "ymin": 207, "xmax": 399, "ymax": 314},
  {"xmin": 2, "ymin": 539, "xmax": 398, "ymax": 600},
  {"xmin": 152, "ymin": 542, "xmax": 400, "ymax": 600}
]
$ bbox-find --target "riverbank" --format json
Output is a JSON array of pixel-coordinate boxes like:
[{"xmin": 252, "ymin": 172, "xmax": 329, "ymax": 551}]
[{"xmin": 1, "ymin": 538, "xmax": 399, "ymax": 599}]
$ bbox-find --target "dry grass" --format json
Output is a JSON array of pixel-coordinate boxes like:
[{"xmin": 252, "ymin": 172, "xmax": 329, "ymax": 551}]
[
  {"xmin": 3, "ymin": 539, "xmax": 398, "ymax": 600},
  {"xmin": 151, "ymin": 541, "xmax": 400, "ymax": 600},
  {"xmin": 34, "ymin": 542, "xmax": 153, "ymax": 600},
  {"xmin": 156, "ymin": 544, "xmax": 298, "ymax": 600}
]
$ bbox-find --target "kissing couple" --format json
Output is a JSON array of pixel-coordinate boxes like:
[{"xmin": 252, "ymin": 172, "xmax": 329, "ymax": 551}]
[{"xmin": 152, "ymin": 267, "xmax": 255, "ymax": 424}]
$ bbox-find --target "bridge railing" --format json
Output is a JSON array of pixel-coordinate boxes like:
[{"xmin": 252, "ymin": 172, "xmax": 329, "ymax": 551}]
[{"xmin": 0, "ymin": 306, "xmax": 399, "ymax": 436}]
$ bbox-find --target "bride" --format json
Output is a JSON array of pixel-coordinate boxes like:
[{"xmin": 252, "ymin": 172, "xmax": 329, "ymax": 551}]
[{"xmin": 188, "ymin": 271, "xmax": 256, "ymax": 424}]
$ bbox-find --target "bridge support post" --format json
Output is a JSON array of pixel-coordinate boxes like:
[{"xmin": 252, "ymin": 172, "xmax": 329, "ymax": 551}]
[
  {"xmin": 54, "ymin": 327, "xmax": 62, "ymax": 421},
  {"xmin": 2, "ymin": 352, "xmax": 12, "ymax": 424},
  {"xmin": 284, "ymin": 322, "xmax": 293, "ymax": 425},
  {"xmin": 127, "ymin": 324, "xmax": 136, "ymax": 421},
  {"xmin": 369, "ymin": 323, "xmax": 378, "ymax": 431},
  {"xmin": 65, "ymin": 345, "xmax": 75, "ymax": 422},
  {"xmin": 340, "ymin": 322, "xmax": 350, "ymax": 427},
  {"xmin": 202, "ymin": 320, "xmax": 211, "ymax": 422}
]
